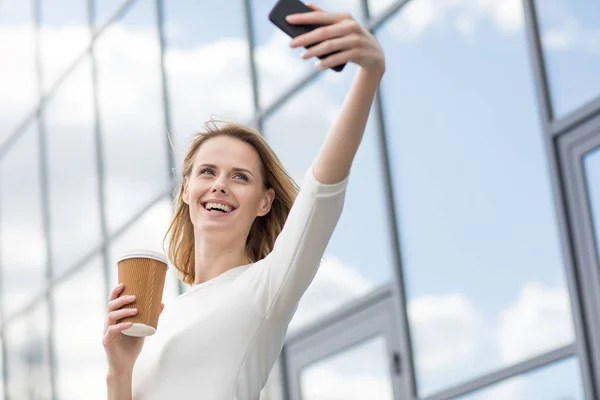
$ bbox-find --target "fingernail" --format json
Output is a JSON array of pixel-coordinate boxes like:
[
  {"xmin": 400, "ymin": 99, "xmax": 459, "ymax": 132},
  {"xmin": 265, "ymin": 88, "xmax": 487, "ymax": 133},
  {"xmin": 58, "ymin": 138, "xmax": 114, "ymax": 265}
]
[
  {"xmin": 128, "ymin": 295, "xmax": 136, "ymax": 301},
  {"xmin": 315, "ymin": 60, "xmax": 323, "ymax": 69},
  {"xmin": 286, "ymin": 15, "xmax": 293, "ymax": 21},
  {"xmin": 300, "ymin": 51, "xmax": 306, "ymax": 59}
]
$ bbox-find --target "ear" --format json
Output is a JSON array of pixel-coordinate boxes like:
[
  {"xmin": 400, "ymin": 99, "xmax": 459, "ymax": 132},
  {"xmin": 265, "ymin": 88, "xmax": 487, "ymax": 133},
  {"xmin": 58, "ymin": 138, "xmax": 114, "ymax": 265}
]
[
  {"xmin": 257, "ymin": 188, "xmax": 275, "ymax": 217},
  {"xmin": 182, "ymin": 177, "xmax": 190, "ymax": 205}
]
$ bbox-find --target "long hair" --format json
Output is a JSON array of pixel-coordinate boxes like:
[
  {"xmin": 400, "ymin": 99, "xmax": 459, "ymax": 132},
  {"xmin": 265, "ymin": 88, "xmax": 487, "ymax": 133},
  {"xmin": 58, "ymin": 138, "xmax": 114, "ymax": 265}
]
[{"xmin": 164, "ymin": 120, "xmax": 299, "ymax": 285}]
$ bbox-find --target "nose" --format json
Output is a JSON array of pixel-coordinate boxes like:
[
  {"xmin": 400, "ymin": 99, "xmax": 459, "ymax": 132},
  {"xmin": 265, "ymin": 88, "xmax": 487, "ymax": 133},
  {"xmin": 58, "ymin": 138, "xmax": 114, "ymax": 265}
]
[{"xmin": 211, "ymin": 177, "xmax": 228, "ymax": 194}]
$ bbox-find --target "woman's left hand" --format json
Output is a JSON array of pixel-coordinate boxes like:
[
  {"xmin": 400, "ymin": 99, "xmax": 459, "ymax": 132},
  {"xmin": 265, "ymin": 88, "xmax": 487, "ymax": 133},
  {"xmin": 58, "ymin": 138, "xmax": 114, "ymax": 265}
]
[{"xmin": 286, "ymin": 3, "xmax": 385, "ymax": 75}]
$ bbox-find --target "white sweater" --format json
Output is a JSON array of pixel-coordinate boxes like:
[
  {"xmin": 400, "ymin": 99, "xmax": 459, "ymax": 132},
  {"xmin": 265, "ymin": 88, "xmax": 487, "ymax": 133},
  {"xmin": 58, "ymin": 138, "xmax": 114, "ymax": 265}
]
[{"xmin": 131, "ymin": 167, "xmax": 348, "ymax": 400}]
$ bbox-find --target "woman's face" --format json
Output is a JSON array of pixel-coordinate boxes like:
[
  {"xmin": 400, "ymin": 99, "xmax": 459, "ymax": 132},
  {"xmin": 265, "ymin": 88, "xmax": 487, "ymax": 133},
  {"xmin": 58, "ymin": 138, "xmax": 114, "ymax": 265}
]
[{"xmin": 183, "ymin": 136, "xmax": 274, "ymax": 238}]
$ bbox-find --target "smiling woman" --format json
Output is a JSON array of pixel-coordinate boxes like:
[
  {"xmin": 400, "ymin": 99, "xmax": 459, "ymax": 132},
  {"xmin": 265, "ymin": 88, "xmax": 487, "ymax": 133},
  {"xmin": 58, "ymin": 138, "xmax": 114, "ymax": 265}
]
[
  {"xmin": 167, "ymin": 121, "xmax": 298, "ymax": 286},
  {"xmin": 101, "ymin": 4, "xmax": 385, "ymax": 399}
]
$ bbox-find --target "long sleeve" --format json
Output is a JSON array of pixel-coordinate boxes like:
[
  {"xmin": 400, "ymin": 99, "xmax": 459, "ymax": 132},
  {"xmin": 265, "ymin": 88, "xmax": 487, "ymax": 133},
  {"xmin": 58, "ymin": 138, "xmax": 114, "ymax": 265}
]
[{"xmin": 254, "ymin": 164, "xmax": 349, "ymax": 321}]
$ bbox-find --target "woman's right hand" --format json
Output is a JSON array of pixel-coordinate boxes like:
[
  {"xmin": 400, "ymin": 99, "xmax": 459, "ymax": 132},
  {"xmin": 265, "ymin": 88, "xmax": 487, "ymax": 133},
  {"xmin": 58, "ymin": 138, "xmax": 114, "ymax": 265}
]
[{"xmin": 102, "ymin": 283, "xmax": 153, "ymax": 376}]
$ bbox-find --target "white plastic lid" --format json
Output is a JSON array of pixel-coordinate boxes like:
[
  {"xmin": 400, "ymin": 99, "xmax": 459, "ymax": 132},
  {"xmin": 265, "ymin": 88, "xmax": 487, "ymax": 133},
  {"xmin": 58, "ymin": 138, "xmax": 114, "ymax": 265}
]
[
  {"xmin": 118, "ymin": 249, "xmax": 168, "ymax": 265},
  {"xmin": 121, "ymin": 323, "xmax": 156, "ymax": 337}
]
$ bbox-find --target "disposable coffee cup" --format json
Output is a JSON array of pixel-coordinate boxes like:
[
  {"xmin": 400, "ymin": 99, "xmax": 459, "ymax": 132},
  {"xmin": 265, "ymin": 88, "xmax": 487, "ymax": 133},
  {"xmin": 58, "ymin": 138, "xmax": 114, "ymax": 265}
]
[{"xmin": 117, "ymin": 250, "xmax": 168, "ymax": 337}]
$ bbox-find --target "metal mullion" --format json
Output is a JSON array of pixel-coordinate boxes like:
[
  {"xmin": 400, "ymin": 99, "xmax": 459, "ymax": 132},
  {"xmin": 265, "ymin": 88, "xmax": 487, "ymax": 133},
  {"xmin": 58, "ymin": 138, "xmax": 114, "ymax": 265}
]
[
  {"xmin": 243, "ymin": 0, "xmax": 263, "ymax": 132},
  {"xmin": 424, "ymin": 344, "xmax": 577, "ymax": 400},
  {"xmin": 87, "ymin": 0, "xmax": 112, "ymax": 307},
  {"xmin": 522, "ymin": 0, "xmax": 596, "ymax": 397},
  {"xmin": 154, "ymin": 0, "xmax": 184, "ymax": 296},
  {"xmin": 32, "ymin": 0, "xmax": 57, "ymax": 398},
  {"xmin": 522, "ymin": 0, "xmax": 553, "ymax": 131},
  {"xmin": 358, "ymin": 0, "xmax": 417, "ymax": 399},
  {"xmin": 558, "ymin": 117, "xmax": 600, "ymax": 400},
  {"xmin": 552, "ymin": 97, "xmax": 600, "ymax": 138},
  {"xmin": 0, "ymin": 174, "xmax": 8, "ymax": 400}
]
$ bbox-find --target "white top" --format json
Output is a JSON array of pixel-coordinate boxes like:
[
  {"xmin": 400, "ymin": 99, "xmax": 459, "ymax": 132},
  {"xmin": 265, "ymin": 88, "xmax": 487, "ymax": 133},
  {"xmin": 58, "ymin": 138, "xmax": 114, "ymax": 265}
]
[{"xmin": 131, "ymin": 166, "xmax": 348, "ymax": 400}]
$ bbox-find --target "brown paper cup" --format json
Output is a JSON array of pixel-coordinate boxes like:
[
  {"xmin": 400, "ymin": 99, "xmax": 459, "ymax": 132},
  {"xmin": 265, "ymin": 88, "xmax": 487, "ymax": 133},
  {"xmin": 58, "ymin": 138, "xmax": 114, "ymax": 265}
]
[{"xmin": 117, "ymin": 250, "xmax": 168, "ymax": 337}]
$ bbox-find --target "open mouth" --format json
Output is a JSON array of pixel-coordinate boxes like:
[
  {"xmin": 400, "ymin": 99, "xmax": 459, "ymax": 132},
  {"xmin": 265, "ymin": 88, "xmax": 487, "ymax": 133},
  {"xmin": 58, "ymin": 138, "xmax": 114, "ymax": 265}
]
[{"xmin": 202, "ymin": 202, "xmax": 236, "ymax": 213}]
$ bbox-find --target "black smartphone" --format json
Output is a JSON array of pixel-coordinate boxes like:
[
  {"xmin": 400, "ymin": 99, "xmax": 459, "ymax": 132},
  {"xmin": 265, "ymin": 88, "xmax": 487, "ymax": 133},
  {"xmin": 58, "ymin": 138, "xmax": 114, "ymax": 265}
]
[{"xmin": 268, "ymin": 0, "xmax": 346, "ymax": 72}]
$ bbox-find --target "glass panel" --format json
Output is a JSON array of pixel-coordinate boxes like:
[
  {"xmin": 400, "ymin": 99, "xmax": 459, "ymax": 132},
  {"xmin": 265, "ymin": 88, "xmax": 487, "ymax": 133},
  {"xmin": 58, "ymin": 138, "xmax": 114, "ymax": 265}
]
[
  {"xmin": 0, "ymin": 123, "xmax": 47, "ymax": 318},
  {"xmin": 95, "ymin": 0, "xmax": 170, "ymax": 233},
  {"xmin": 377, "ymin": 0, "xmax": 575, "ymax": 395},
  {"xmin": 263, "ymin": 69, "xmax": 394, "ymax": 333},
  {"xmin": 0, "ymin": 0, "xmax": 37, "ymax": 142},
  {"xmin": 4, "ymin": 301, "xmax": 52, "ymax": 399},
  {"xmin": 534, "ymin": 0, "xmax": 600, "ymax": 118},
  {"xmin": 44, "ymin": 56, "xmax": 102, "ymax": 275},
  {"xmin": 251, "ymin": 0, "xmax": 363, "ymax": 108},
  {"xmin": 163, "ymin": 0, "xmax": 253, "ymax": 166},
  {"xmin": 299, "ymin": 336, "xmax": 393, "ymax": 400},
  {"xmin": 95, "ymin": 0, "xmax": 127, "ymax": 29},
  {"xmin": 583, "ymin": 147, "xmax": 600, "ymax": 260},
  {"xmin": 53, "ymin": 256, "xmax": 107, "ymax": 400},
  {"xmin": 40, "ymin": 0, "xmax": 89, "ymax": 93},
  {"xmin": 367, "ymin": 0, "xmax": 395, "ymax": 17},
  {"xmin": 456, "ymin": 357, "xmax": 584, "ymax": 400},
  {"xmin": 108, "ymin": 197, "xmax": 180, "ymax": 306}
]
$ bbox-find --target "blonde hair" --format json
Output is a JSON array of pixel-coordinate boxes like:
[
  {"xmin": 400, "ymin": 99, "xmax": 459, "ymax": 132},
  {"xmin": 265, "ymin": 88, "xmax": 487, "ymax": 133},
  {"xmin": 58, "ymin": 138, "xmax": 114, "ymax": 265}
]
[{"xmin": 164, "ymin": 120, "xmax": 299, "ymax": 285}]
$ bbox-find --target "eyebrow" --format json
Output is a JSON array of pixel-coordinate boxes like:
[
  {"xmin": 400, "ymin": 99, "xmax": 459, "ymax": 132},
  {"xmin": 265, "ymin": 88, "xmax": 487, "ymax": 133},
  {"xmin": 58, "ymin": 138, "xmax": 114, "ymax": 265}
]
[{"xmin": 198, "ymin": 163, "xmax": 255, "ymax": 177}]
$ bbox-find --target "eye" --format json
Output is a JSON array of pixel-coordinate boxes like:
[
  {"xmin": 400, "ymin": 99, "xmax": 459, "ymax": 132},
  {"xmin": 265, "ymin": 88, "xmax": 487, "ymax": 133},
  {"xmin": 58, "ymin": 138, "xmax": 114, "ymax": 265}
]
[
  {"xmin": 198, "ymin": 167, "xmax": 215, "ymax": 176},
  {"xmin": 233, "ymin": 173, "xmax": 249, "ymax": 182}
]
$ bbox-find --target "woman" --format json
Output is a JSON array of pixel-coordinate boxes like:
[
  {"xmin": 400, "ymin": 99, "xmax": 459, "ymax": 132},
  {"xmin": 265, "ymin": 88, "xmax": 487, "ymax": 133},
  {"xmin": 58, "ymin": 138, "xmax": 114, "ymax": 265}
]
[{"xmin": 103, "ymin": 4, "xmax": 385, "ymax": 399}]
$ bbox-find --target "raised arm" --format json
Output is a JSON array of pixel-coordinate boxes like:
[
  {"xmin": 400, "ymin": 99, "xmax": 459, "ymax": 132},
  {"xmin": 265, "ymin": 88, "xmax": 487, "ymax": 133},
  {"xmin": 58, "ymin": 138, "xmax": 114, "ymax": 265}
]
[
  {"xmin": 287, "ymin": 3, "xmax": 386, "ymax": 184},
  {"xmin": 252, "ymin": 6, "xmax": 385, "ymax": 320}
]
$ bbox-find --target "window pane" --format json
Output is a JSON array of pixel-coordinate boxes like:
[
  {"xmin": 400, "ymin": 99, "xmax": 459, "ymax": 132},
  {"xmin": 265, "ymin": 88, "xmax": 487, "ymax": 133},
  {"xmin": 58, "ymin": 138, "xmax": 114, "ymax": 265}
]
[
  {"xmin": 300, "ymin": 336, "xmax": 393, "ymax": 400},
  {"xmin": 53, "ymin": 256, "xmax": 107, "ymax": 400},
  {"xmin": 263, "ymin": 68, "xmax": 394, "ymax": 333},
  {"xmin": 377, "ymin": 0, "xmax": 575, "ymax": 395},
  {"xmin": 456, "ymin": 357, "xmax": 584, "ymax": 400},
  {"xmin": 40, "ymin": 0, "xmax": 89, "ymax": 93},
  {"xmin": 164, "ymin": 0, "xmax": 253, "ymax": 166},
  {"xmin": 4, "ymin": 301, "xmax": 52, "ymax": 399},
  {"xmin": 534, "ymin": 0, "xmax": 600, "ymax": 118},
  {"xmin": 251, "ymin": 0, "xmax": 363, "ymax": 108},
  {"xmin": 367, "ymin": 0, "xmax": 396, "ymax": 17},
  {"xmin": 108, "ymin": 197, "xmax": 180, "ymax": 306},
  {"xmin": 0, "ymin": 0, "xmax": 37, "ymax": 142},
  {"xmin": 44, "ymin": 56, "xmax": 102, "ymax": 275},
  {"xmin": 1, "ymin": 123, "xmax": 47, "ymax": 318},
  {"xmin": 583, "ymin": 146, "xmax": 600, "ymax": 260},
  {"xmin": 95, "ymin": 0, "xmax": 127, "ymax": 29},
  {"xmin": 96, "ymin": 0, "xmax": 170, "ymax": 233}
]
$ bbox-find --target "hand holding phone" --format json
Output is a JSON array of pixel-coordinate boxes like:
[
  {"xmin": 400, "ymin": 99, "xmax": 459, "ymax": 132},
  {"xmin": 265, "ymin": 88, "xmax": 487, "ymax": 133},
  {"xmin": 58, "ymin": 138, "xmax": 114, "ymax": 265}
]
[{"xmin": 268, "ymin": 0, "xmax": 346, "ymax": 72}]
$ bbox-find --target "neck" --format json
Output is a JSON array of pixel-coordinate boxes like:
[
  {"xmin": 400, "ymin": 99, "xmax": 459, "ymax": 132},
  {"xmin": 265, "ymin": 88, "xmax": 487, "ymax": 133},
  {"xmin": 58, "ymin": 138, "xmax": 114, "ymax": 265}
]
[{"xmin": 193, "ymin": 231, "xmax": 250, "ymax": 285}]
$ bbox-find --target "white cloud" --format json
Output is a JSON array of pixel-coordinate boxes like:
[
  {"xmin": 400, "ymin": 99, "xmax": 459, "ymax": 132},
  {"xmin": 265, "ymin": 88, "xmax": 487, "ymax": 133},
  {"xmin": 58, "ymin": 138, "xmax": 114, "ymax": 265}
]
[
  {"xmin": 301, "ymin": 365, "xmax": 394, "ymax": 400},
  {"xmin": 497, "ymin": 283, "xmax": 575, "ymax": 365},
  {"xmin": 388, "ymin": 0, "xmax": 523, "ymax": 41},
  {"xmin": 408, "ymin": 293, "xmax": 484, "ymax": 371},
  {"xmin": 290, "ymin": 255, "xmax": 373, "ymax": 332},
  {"xmin": 300, "ymin": 336, "xmax": 394, "ymax": 400}
]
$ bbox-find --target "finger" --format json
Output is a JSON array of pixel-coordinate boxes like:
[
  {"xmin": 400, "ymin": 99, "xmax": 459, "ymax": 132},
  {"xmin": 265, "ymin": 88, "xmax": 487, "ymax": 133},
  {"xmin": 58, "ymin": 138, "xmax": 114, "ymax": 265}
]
[
  {"xmin": 107, "ymin": 294, "xmax": 136, "ymax": 313},
  {"xmin": 315, "ymin": 48, "xmax": 359, "ymax": 70},
  {"xmin": 103, "ymin": 322, "xmax": 134, "ymax": 345},
  {"xmin": 106, "ymin": 308, "xmax": 138, "ymax": 327},
  {"xmin": 305, "ymin": 2, "xmax": 323, "ymax": 11},
  {"xmin": 290, "ymin": 19, "xmax": 360, "ymax": 48},
  {"xmin": 286, "ymin": 10, "xmax": 352, "ymax": 26},
  {"xmin": 302, "ymin": 34, "xmax": 363, "ymax": 60},
  {"xmin": 108, "ymin": 283, "xmax": 125, "ymax": 302},
  {"xmin": 160, "ymin": 303, "xmax": 165, "ymax": 315}
]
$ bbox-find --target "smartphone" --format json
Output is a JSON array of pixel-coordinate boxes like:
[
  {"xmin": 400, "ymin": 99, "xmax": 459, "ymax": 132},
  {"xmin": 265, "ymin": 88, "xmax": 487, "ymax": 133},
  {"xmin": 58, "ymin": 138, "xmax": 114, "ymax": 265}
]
[{"xmin": 268, "ymin": 0, "xmax": 346, "ymax": 72}]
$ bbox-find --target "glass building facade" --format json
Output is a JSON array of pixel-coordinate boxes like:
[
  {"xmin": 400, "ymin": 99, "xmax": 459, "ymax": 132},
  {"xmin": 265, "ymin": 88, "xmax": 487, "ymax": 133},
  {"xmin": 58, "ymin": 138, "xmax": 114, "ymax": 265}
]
[{"xmin": 0, "ymin": 0, "xmax": 599, "ymax": 398}]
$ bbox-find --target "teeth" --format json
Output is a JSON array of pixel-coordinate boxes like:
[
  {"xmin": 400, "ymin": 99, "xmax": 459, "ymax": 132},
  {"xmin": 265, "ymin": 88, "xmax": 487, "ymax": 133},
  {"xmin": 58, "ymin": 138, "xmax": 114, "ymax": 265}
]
[{"xmin": 205, "ymin": 202, "xmax": 232, "ymax": 212}]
